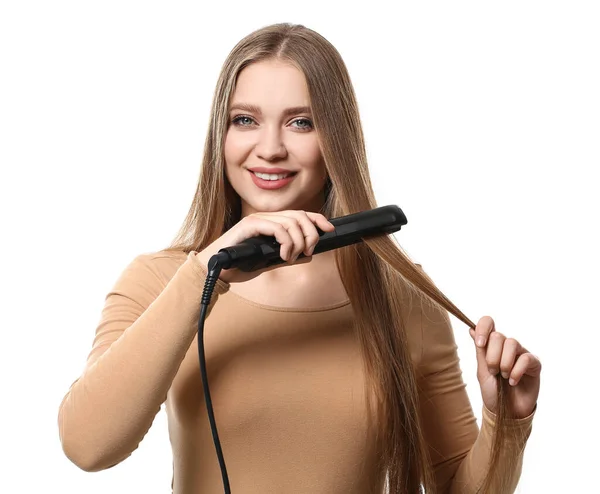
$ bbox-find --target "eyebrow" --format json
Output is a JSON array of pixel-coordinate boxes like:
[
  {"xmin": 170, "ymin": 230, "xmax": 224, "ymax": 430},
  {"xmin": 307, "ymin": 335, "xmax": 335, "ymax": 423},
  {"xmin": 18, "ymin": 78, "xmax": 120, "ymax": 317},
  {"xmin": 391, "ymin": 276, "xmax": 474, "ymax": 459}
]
[{"xmin": 228, "ymin": 103, "xmax": 312, "ymax": 117}]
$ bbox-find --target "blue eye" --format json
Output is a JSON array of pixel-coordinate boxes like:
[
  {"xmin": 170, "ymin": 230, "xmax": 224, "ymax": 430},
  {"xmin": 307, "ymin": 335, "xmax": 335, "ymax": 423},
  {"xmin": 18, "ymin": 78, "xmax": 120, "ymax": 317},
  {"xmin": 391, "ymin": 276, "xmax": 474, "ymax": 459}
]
[
  {"xmin": 231, "ymin": 116, "xmax": 254, "ymax": 126},
  {"xmin": 230, "ymin": 116, "xmax": 313, "ymax": 131},
  {"xmin": 292, "ymin": 118, "xmax": 313, "ymax": 130}
]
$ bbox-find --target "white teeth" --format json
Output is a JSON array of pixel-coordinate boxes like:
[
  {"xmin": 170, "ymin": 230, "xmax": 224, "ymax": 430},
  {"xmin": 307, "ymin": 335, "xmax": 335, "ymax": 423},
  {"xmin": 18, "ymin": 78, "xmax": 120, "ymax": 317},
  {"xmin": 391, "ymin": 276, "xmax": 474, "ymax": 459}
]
[{"xmin": 252, "ymin": 171, "xmax": 293, "ymax": 181}]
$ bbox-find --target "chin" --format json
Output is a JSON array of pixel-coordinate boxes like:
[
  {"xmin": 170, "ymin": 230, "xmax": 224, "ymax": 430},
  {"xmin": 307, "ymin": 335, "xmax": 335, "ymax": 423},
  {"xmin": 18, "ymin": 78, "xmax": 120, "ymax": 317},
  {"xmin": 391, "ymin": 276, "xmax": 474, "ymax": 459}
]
[
  {"xmin": 241, "ymin": 189, "xmax": 313, "ymax": 212},
  {"xmin": 245, "ymin": 197, "xmax": 298, "ymax": 214}
]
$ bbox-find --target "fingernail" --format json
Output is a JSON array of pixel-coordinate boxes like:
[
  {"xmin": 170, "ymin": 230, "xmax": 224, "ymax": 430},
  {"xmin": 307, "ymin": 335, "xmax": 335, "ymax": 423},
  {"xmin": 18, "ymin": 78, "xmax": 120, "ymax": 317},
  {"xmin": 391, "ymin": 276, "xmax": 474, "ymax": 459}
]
[
  {"xmin": 489, "ymin": 368, "xmax": 498, "ymax": 375},
  {"xmin": 501, "ymin": 372, "xmax": 509, "ymax": 379},
  {"xmin": 308, "ymin": 246, "xmax": 314, "ymax": 256},
  {"xmin": 509, "ymin": 378, "xmax": 517, "ymax": 386},
  {"xmin": 477, "ymin": 336, "xmax": 486, "ymax": 347}
]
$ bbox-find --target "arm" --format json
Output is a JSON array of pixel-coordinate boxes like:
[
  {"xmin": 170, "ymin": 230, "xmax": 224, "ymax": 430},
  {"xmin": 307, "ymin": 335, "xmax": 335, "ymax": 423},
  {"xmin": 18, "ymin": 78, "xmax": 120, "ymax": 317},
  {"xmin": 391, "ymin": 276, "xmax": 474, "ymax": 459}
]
[
  {"xmin": 415, "ymin": 294, "xmax": 535, "ymax": 493},
  {"xmin": 57, "ymin": 251, "xmax": 226, "ymax": 472}
]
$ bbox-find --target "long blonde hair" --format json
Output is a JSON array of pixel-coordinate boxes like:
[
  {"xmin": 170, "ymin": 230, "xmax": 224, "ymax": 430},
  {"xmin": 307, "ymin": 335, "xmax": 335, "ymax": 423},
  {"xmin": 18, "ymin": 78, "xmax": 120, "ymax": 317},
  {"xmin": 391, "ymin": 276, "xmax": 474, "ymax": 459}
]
[{"xmin": 164, "ymin": 22, "xmax": 517, "ymax": 493}]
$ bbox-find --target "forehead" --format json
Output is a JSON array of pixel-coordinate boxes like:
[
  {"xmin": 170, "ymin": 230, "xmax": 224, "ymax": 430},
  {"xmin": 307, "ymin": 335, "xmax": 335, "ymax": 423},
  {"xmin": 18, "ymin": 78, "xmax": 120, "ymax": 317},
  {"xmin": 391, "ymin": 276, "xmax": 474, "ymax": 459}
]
[{"xmin": 230, "ymin": 60, "xmax": 310, "ymax": 110}]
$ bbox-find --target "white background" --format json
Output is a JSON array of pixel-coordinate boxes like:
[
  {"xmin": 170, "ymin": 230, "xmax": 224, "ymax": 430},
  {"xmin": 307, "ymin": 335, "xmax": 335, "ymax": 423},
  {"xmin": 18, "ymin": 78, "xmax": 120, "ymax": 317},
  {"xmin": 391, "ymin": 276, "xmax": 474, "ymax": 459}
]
[{"xmin": 1, "ymin": 1, "xmax": 598, "ymax": 492}]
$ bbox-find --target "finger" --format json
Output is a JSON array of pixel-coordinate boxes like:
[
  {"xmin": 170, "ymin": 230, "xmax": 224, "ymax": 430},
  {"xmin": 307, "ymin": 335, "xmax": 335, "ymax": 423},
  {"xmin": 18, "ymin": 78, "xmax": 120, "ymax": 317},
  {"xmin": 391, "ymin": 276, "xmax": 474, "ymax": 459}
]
[
  {"xmin": 499, "ymin": 338, "xmax": 523, "ymax": 379},
  {"xmin": 469, "ymin": 328, "xmax": 488, "ymax": 372},
  {"xmin": 287, "ymin": 211, "xmax": 324, "ymax": 257},
  {"xmin": 280, "ymin": 217, "xmax": 307, "ymax": 262},
  {"xmin": 288, "ymin": 211, "xmax": 335, "ymax": 258},
  {"xmin": 247, "ymin": 216, "xmax": 294, "ymax": 261},
  {"xmin": 509, "ymin": 353, "xmax": 542, "ymax": 386},
  {"xmin": 255, "ymin": 214, "xmax": 307, "ymax": 262},
  {"xmin": 305, "ymin": 212, "xmax": 335, "ymax": 232},
  {"xmin": 475, "ymin": 316, "xmax": 495, "ymax": 348},
  {"xmin": 303, "ymin": 212, "xmax": 335, "ymax": 256},
  {"xmin": 485, "ymin": 330, "xmax": 506, "ymax": 376}
]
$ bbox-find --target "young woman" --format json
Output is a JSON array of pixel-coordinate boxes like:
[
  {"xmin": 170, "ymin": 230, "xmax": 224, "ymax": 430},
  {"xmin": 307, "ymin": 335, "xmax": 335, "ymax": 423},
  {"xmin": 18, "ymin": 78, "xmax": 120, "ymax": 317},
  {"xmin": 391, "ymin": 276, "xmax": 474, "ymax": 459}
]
[{"xmin": 58, "ymin": 23, "xmax": 541, "ymax": 493}]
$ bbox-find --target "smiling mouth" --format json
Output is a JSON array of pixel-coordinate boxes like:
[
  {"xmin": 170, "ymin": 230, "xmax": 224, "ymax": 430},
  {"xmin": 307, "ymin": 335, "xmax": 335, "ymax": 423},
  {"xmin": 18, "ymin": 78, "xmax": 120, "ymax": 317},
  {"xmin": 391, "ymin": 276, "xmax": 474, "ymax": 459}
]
[{"xmin": 249, "ymin": 170, "xmax": 298, "ymax": 180}]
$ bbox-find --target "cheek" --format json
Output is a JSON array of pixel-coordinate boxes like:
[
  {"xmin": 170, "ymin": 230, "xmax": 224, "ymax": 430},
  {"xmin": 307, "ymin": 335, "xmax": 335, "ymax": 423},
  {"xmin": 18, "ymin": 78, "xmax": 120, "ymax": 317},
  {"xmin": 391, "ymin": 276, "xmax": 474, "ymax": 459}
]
[
  {"xmin": 297, "ymin": 140, "xmax": 325, "ymax": 170},
  {"xmin": 224, "ymin": 130, "xmax": 252, "ymax": 165}
]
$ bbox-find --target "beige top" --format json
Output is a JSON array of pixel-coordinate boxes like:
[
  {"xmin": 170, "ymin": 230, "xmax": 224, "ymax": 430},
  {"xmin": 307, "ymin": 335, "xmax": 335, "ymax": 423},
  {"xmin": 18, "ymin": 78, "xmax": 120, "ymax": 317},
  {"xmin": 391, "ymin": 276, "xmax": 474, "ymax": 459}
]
[{"xmin": 58, "ymin": 249, "xmax": 534, "ymax": 493}]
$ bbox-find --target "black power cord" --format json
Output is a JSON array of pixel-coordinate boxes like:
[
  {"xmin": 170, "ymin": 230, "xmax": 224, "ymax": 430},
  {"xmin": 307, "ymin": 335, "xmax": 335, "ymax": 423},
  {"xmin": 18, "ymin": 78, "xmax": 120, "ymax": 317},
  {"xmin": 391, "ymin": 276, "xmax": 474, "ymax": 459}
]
[{"xmin": 198, "ymin": 252, "xmax": 234, "ymax": 493}]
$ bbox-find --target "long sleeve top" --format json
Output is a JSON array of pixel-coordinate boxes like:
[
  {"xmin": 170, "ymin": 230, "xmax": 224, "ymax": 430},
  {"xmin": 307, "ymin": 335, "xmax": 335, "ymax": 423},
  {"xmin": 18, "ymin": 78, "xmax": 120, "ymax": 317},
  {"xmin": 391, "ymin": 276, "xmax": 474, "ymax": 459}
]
[{"xmin": 57, "ymin": 249, "xmax": 534, "ymax": 493}]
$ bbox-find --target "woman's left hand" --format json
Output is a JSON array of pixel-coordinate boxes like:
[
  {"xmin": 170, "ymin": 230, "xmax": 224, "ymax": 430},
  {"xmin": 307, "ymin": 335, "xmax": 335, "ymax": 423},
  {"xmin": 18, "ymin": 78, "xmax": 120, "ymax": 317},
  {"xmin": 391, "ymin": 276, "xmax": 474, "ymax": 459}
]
[{"xmin": 470, "ymin": 316, "xmax": 542, "ymax": 419}]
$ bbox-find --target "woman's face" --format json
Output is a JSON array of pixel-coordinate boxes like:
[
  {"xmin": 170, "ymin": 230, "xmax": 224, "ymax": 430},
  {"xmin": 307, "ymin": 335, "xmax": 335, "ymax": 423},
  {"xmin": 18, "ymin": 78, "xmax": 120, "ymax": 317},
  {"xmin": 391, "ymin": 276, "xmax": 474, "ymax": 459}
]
[{"xmin": 224, "ymin": 59, "xmax": 327, "ymax": 218}]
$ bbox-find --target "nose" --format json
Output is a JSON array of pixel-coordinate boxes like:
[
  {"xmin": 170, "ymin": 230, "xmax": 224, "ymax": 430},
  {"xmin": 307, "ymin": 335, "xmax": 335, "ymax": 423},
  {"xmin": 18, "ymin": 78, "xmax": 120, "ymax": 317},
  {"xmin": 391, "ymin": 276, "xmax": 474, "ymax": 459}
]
[{"xmin": 255, "ymin": 125, "xmax": 287, "ymax": 161}]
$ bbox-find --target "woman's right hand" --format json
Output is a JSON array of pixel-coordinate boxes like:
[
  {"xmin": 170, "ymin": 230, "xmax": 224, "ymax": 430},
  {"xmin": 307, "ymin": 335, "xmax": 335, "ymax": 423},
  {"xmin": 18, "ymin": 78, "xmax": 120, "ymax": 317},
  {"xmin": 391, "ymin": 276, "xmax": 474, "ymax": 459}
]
[{"xmin": 194, "ymin": 210, "xmax": 335, "ymax": 283}]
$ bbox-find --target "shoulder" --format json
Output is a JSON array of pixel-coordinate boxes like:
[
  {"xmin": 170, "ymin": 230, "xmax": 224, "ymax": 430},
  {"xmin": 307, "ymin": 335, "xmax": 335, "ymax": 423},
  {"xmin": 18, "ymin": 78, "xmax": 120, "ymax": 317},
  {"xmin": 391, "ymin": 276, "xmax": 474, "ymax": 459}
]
[{"xmin": 109, "ymin": 248, "xmax": 189, "ymax": 301}]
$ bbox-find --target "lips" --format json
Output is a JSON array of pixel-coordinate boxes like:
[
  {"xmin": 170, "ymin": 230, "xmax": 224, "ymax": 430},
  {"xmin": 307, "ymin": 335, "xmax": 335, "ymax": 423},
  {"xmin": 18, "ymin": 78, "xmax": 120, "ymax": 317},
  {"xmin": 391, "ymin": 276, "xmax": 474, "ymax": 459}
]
[
  {"xmin": 249, "ymin": 170, "xmax": 297, "ymax": 178},
  {"xmin": 248, "ymin": 169, "xmax": 297, "ymax": 190}
]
